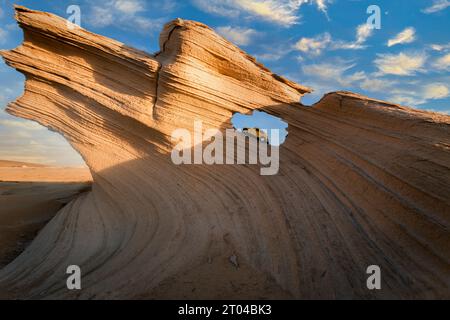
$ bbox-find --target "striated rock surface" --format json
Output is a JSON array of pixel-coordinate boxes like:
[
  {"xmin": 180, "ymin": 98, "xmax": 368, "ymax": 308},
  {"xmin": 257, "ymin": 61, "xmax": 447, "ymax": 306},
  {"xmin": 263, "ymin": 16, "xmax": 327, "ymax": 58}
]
[{"xmin": 0, "ymin": 6, "xmax": 449, "ymax": 299}]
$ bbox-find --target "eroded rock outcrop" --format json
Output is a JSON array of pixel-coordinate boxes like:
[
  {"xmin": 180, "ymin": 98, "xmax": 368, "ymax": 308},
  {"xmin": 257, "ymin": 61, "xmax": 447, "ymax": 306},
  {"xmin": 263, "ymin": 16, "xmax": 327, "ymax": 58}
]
[{"xmin": 0, "ymin": 6, "xmax": 449, "ymax": 299}]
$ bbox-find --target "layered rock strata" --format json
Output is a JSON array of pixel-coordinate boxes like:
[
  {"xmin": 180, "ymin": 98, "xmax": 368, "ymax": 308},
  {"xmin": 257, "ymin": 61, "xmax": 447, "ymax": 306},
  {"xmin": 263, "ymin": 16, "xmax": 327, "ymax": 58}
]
[{"xmin": 0, "ymin": 6, "xmax": 449, "ymax": 299}]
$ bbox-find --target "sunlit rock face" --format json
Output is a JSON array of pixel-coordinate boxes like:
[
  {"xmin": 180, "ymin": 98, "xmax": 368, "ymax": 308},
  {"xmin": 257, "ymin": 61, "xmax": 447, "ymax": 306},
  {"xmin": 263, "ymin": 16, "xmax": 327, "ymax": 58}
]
[{"xmin": 0, "ymin": 6, "xmax": 449, "ymax": 299}]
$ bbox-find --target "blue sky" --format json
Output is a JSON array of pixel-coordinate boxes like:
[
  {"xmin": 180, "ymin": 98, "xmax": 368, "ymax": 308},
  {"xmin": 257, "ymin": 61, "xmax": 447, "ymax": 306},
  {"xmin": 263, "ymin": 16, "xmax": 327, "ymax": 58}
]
[{"xmin": 0, "ymin": 0, "xmax": 449, "ymax": 166}]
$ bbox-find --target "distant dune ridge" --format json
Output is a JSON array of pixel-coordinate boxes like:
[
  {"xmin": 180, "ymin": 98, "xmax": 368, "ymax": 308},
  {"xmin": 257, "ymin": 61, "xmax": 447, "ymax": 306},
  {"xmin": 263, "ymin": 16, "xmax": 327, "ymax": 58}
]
[
  {"xmin": 0, "ymin": 6, "xmax": 449, "ymax": 299},
  {"xmin": 0, "ymin": 160, "xmax": 47, "ymax": 168}
]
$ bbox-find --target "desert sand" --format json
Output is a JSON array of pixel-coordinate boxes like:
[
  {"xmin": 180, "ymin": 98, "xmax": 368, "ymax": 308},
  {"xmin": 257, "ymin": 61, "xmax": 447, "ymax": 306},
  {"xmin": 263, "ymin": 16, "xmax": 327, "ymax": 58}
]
[
  {"xmin": 0, "ymin": 6, "xmax": 448, "ymax": 299},
  {"xmin": 0, "ymin": 161, "xmax": 91, "ymax": 272},
  {"xmin": 0, "ymin": 160, "xmax": 92, "ymax": 182}
]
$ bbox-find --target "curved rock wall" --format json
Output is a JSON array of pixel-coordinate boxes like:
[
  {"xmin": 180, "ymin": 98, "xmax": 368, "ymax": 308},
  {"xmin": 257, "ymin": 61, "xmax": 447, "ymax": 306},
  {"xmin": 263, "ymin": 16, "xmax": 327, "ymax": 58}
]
[{"xmin": 0, "ymin": 6, "xmax": 449, "ymax": 299}]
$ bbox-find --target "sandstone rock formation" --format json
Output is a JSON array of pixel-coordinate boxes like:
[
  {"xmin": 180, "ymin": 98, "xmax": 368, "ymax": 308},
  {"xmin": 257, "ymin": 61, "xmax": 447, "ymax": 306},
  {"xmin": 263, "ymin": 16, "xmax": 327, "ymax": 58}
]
[{"xmin": 0, "ymin": 6, "xmax": 449, "ymax": 299}]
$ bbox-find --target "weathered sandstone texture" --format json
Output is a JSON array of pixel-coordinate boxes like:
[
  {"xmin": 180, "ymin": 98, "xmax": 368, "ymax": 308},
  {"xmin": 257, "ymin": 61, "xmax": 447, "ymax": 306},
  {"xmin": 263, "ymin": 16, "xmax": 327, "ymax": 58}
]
[{"xmin": 0, "ymin": 6, "xmax": 449, "ymax": 299}]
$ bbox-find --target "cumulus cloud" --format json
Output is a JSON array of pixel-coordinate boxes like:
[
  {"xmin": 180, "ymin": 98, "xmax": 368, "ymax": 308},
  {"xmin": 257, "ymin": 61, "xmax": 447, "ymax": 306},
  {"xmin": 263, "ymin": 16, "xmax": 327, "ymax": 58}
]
[
  {"xmin": 374, "ymin": 52, "xmax": 426, "ymax": 76},
  {"xmin": 433, "ymin": 53, "xmax": 450, "ymax": 70},
  {"xmin": 387, "ymin": 27, "xmax": 416, "ymax": 47},
  {"xmin": 422, "ymin": 0, "xmax": 450, "ymax": 13},
  {"xmin": 423, "ymin": 83, "xmax": 449, "ymax": 100},
  {"xmin": 216, "ymin": 26, "xmax": 259, "ymax": 46},
  {"xmin": 192, "ymin": 0, "xmax": 332, "ymax": 26},
  {"xmin": 294, "ymin": 32, "xmax": 331, "ymax": 55},
  {"xmin": 299, "ymin": 58, "xmax": 442, "ymax": 108}
]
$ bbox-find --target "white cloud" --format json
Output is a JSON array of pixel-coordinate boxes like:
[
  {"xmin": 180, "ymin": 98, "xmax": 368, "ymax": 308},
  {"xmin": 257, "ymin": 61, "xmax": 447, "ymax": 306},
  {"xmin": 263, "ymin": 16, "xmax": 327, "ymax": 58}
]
[
  {"xmin": 295, "ymin": 23, "xmax": 374, "ymax": 55},
  {"xmin": 294, "ymin": 33, "xmax": 331, "ymax": 55},
  {"xmin": 356, "ymin": 23, "xmax": 373, "ymax": 44},
  {"xmin": 238, "ymin": 0, "xmax": 303, "ymax": 25},
  {"xmin": 0, "ymin": 119, "xmax": 45, "ymax": 131},
  {"xmin": 192, "ymin": 0, "xmax": 332, "ymax": 26},
  {"xmin": 430, "ymin": 43, "xmax": 450, "ymax": 51},
  {"xmin": 315, "ymin": 0, "xmax": 329, "ymax": 13},
  {"xmin": 374, "ymin": 52, "xmax": 426, "ymax": 76},
  {"xmin": 0, "ymin": 27, "xmax": 8, "ymax": 44},
  {"xmin": 254, "ymin": 52, "xmax": 284, "ymax": 61},
  {"xmin": 389, "ymin": 83, "xmax": 450, "ymax": 106},
  {"xmin": 433, "ymin": 53, "xmax": 450, "ymax": 70},
  {"xmin": 114, "ymin": 0, "xmax": 145, "ymax": 15},
  {"xmin": 422, "ymin": 0, "xmax": 450, "ymax": 13},
  {"xmin": 134, "ymin": 17, "xmax": 164, "ymax": 31},
  {"xmin": 302, "ymin": 61, "xmax": 366, "ymax": 87},
  {"xmin": 89, "ymin": 6, "xmax": 115, "ymax": 28},
  {"xmin": 300, "ymin": 59, "xmax": 443, "ymax": 108},
  {"xmin": 388, "ymin": 94, "xmax": 422, "ymax": 106},
  {"xmin": 423, "ymin": 83, "xmax": 449, "ymax": 100},
  {"xmin": 0, "ymin": 114, "xmax": 85, "ymax": 166},
  {"xmin": 332, "ymin": 24, "xmax": 373, "ymax": 50},
  {"xmin": 359, "ymin": 78, "xmax": 397, "ymax": 93},
  {"xmin": 216, "ymin": 26, "xmax": 259, "ymax": 46},
  {"xmin": 87, "ymin": 0, "xmax": 162, "ymax": 32},
  {"xmin": 387, "ymin": 27, "xmax": 416, "ymax": 47}
]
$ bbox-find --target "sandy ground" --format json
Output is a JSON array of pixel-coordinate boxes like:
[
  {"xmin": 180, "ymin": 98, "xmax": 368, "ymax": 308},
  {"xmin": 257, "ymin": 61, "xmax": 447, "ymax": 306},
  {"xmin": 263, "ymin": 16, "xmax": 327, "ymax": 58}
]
[
  {"xmin": 0, "ymin": 162, "xmax": 92, "ymax": 268},
  {"xmin": 0, "ymin": 160, "xmax": 92, "ymax": 182}
]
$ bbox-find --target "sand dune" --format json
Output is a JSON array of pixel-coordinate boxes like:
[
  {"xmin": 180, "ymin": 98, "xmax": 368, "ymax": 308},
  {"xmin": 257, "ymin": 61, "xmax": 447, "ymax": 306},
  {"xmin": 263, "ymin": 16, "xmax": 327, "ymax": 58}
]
[{"xmin": 0, "ymin": 6, "xmax": 448, "ymax": 299}]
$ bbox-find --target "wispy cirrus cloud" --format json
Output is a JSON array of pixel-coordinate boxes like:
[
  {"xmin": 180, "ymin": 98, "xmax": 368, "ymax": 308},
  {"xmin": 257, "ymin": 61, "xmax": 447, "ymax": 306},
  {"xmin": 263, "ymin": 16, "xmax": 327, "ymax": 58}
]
[
  {"xmin": 294, "ymin": 23, "xmax": 374, "ymax": 56},
  {"xmin": 192, "ymin": 0, "xmax": 332, "ymax": 26},
  {"xmin": 359, "ymin": 77, "xmax": 397, "ymax": 93},
  {"xmin": 389, "ymin": 83, "xmax": 450, "ymax": 107},
  {"xmin": 301, "ymin": 60, "xmax": 366, "ymax": 87},
  {"xmin": 87, "ymin": 0, "xmax": 165, "ymax": 33},
  {"xmin": 374, "ymin": 52, "xmax": 427, "ymax": 76},
  {"xmin": 422, "ymin": 0, "xmax": 450, "ymax": 13},
  {"xmin": 387, "ymin": 27, "xmax": 416, "ymax": 47},
  {"xmin": 332, "ymin": 23, "xmax": 374, "ymax": 50},
  {"xmin": 216, "ymin": 26, "xmax": 260, "ymax": 46},
  {"xmin": 430, "ymin": 43, "xmax": 450, "ymax": 51}
]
